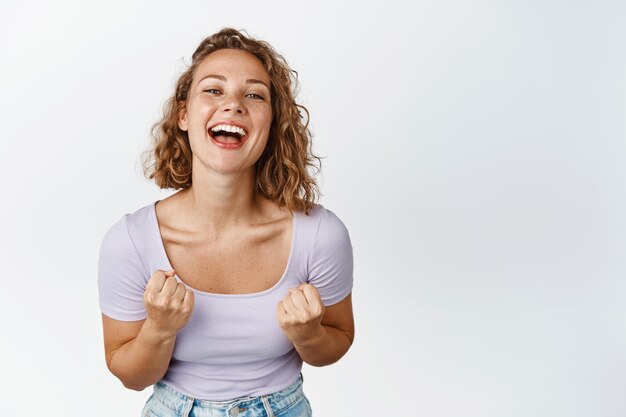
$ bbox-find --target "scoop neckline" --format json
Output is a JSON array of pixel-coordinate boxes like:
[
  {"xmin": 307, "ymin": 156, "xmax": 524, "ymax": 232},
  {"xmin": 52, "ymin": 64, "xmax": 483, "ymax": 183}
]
[{"xmin": 150, "ymin": 200, "xmax": 298, "ymax": 298}]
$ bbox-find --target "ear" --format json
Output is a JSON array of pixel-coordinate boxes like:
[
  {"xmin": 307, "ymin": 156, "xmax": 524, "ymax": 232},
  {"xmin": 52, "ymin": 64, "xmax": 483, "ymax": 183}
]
[{"xmin": 178, "ymin": 103, "xmax": 188, "ymax": 132}]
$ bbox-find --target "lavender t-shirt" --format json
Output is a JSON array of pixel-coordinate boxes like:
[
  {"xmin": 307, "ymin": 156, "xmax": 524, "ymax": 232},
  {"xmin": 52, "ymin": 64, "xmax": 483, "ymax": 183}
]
[{"xmin": 97, "ymin": 201, "xmax": 353, "ymax": 400}]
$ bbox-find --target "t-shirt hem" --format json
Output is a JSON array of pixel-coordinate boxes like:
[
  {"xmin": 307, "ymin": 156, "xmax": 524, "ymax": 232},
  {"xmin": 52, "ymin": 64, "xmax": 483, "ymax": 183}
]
[
  {"xmin": 323, "ymin": 287, "xmax": 353, "ymax": 307},
  {"xmin": 100, "ymin": 309, "xmax": 147, "ymax": 322}
]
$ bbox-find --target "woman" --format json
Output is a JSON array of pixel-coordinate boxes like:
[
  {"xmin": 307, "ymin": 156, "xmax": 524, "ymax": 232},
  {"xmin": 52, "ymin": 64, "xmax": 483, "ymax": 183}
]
[{"xmin": 97, "ymin": 28, "xmax": 354, "ymax": 417}]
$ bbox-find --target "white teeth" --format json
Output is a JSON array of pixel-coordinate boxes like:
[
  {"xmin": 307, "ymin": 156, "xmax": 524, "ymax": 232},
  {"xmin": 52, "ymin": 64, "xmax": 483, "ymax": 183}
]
[{"xmin": 210, "ymin": 124, "xmax": 247, "ymax": 137}]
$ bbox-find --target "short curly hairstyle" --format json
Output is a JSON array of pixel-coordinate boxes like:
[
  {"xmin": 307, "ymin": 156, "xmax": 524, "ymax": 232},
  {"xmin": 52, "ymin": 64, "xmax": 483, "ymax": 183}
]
[{"xmin": 141, "ymin": 27, "xmax": 321, "ymax": 214}]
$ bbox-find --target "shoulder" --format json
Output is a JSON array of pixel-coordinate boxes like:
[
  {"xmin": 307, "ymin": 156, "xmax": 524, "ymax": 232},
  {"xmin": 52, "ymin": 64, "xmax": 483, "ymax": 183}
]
[
  {"xmin": 98, "ymin": 202, "xmax": 156, "ymax": 263},
  {"xmin": 302, "ymin": 203, "xmax": 351, "ymax": 242},
  {"xmin": 296, "ymin": 203, "xmax": 352, "ymax": 260},
  {"xmin": 102, "ymin": 202, "xmax": 154, "ymax": 237}
]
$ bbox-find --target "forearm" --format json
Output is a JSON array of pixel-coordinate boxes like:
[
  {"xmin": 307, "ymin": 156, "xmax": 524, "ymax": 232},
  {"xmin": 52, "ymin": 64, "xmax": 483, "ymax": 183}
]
[
  {"xmin": 293, "ymin": 325, "xmax": 353, "ymax": 367},
  {"xmin": 108, "ymin": 319, "xmax": 176, "ymax": 391}
]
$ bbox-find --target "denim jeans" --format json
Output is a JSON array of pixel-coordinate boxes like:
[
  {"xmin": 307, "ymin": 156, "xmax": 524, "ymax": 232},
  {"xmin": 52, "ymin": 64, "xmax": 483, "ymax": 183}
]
[{"xmin": 141, "ymin": 373, "xmax": 313, "ymax": 417}]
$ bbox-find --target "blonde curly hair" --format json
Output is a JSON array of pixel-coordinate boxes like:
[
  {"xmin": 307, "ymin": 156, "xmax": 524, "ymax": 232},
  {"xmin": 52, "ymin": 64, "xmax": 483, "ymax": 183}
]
[{"xmin": 141, "ymin": 28, "xmax": 321, "ymax": 214}]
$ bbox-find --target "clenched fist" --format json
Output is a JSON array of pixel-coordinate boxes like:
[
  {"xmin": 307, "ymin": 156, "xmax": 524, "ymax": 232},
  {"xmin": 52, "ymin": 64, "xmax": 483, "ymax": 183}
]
[
  {"xmin": 276, "ymin": 283, "xmax": 325, "ymax": 346},
  {"xmin": 144, "ymin": 269, "xmax": 195, "ymax": 337}
]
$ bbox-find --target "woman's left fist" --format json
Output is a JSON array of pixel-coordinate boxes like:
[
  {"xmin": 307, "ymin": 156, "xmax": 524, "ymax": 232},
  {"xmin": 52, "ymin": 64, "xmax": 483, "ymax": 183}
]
[{"xmin": 276, "ymin": 283, "xmax": 325, "ymax": 346}]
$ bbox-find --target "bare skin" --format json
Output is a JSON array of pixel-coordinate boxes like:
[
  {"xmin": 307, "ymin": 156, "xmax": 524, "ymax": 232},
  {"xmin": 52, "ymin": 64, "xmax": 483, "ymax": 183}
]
[
  {"xmin": 154, "ymin": 188, "xmax": 293, "ymax": 295},
  {"xmin": 101, "ymin": 49, "xmax": 354, "ymax": 391}
]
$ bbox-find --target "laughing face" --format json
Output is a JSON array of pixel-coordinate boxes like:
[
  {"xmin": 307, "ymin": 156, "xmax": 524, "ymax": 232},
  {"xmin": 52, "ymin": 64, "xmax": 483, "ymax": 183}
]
[{"xmin": 178, "ymin": 49, "xmax": 273, "ymax": 175}]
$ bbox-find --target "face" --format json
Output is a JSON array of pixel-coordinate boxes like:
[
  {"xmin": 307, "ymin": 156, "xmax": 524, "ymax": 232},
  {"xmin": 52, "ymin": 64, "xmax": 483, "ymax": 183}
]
[{"xmin": 178, "ymin": 49, "xmax": 273, "ymax": 175}]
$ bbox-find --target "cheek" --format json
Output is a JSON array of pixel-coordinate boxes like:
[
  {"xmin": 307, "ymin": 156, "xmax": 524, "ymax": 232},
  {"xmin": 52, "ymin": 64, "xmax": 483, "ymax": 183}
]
[
  {"xmin": 189, "ymin": 100, "xmax": 217, "ymax": 121},
  {"xmin": 256, "ymin": 107, "xmax": 273, "ymax": 131},
  {"xmin": 248, "ymin": 99, "xmax": 271, "ymax": 117},
  {"xmin": 190, "ymin": 111, "xmax": 218, "ymax": 136}
]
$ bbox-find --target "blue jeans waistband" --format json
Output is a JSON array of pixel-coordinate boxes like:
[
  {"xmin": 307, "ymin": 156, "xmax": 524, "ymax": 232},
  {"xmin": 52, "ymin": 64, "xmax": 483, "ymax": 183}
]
[{"xmin": 146, "ymin": 373, "xmax": 307, "ymax": 417}]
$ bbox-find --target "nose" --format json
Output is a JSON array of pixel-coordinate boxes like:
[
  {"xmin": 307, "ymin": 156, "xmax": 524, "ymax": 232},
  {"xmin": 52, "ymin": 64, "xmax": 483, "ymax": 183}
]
[{"xmin": 220, "ymin": 95, "xmax": 245, "ymax": 114}]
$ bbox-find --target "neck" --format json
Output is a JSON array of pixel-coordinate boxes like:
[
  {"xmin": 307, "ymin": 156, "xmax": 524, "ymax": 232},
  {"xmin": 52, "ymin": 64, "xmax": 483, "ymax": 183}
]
[{"xmin": 180, "ymin": 163, "xmax": 262, "ymax": 233}]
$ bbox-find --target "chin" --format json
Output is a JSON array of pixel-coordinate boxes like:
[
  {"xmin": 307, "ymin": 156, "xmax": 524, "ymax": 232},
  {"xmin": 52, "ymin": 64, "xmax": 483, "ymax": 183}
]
[
  {"xmin": 209, "ymin": 160, "xmax": 256, "ymax": 176},
  {"xmin": 192, "ymin": 150, "xmax": 261, "ymax": 176}
]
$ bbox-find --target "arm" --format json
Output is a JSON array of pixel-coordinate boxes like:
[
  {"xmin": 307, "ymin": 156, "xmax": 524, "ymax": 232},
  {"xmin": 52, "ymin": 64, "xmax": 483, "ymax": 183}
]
[
  {"xmin": 102, "ymin": 315, "xmax": 177, "ymax": 391},
  {"xmin": 98, "ymin": 217, "xmax": 194, "ymax": 390},
  {"xmin": 278, "ymin": 290, "xmax": 355, "ymax": 367},
  {"xmin": 101, "ymin": 269, "xmax": 194, "ymax": 391},
  {"xmin": 294, "ymin": 292, "xmax": 354, "ymax": 367}
]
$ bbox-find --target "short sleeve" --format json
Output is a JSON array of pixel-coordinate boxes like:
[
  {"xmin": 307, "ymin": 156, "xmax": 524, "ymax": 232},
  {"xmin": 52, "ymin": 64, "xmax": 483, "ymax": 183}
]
[
  {"xmin": 307, "ymin": 208, "xmax": 354, "ymax": 306},
  {"xmin": 97, "ymin": 215, "xmax": 149, "ymax": 321}
]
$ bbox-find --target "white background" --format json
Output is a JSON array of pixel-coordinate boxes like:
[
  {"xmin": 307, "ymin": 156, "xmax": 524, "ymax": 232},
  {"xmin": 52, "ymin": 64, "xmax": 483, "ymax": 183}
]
[{"xmin": 1, "ymin": 0, "xmax": 625, "ymax": 416}]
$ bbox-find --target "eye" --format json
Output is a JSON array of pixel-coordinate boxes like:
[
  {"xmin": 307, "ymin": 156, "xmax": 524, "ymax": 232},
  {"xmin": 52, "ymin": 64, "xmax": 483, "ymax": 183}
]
[
  {"xmin": 203, "ymin": 88, "xmax": 221, "ymax": 95},
  {"xmin": 246, "ymin": 93, "xmax": 265, "ymax": 100}
]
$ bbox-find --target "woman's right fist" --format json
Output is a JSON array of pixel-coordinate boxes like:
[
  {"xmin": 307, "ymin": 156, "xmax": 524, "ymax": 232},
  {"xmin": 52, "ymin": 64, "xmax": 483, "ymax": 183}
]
[{"xmin": 144, "ymin": 269, "xmax": 195, "ymax": 337}]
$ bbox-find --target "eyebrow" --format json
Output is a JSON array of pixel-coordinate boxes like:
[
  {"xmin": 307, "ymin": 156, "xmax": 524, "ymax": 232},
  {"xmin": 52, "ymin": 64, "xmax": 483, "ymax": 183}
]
[{"xmin": 198, "ymin": 74, "xmax": 270, "ymax": 91}]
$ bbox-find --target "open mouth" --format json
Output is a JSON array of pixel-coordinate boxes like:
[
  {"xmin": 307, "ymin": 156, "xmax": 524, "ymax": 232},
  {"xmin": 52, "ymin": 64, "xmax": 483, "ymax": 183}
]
[{"xmin": 208, "ymin": 124, "xmax": 248, "ymax": 145}]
